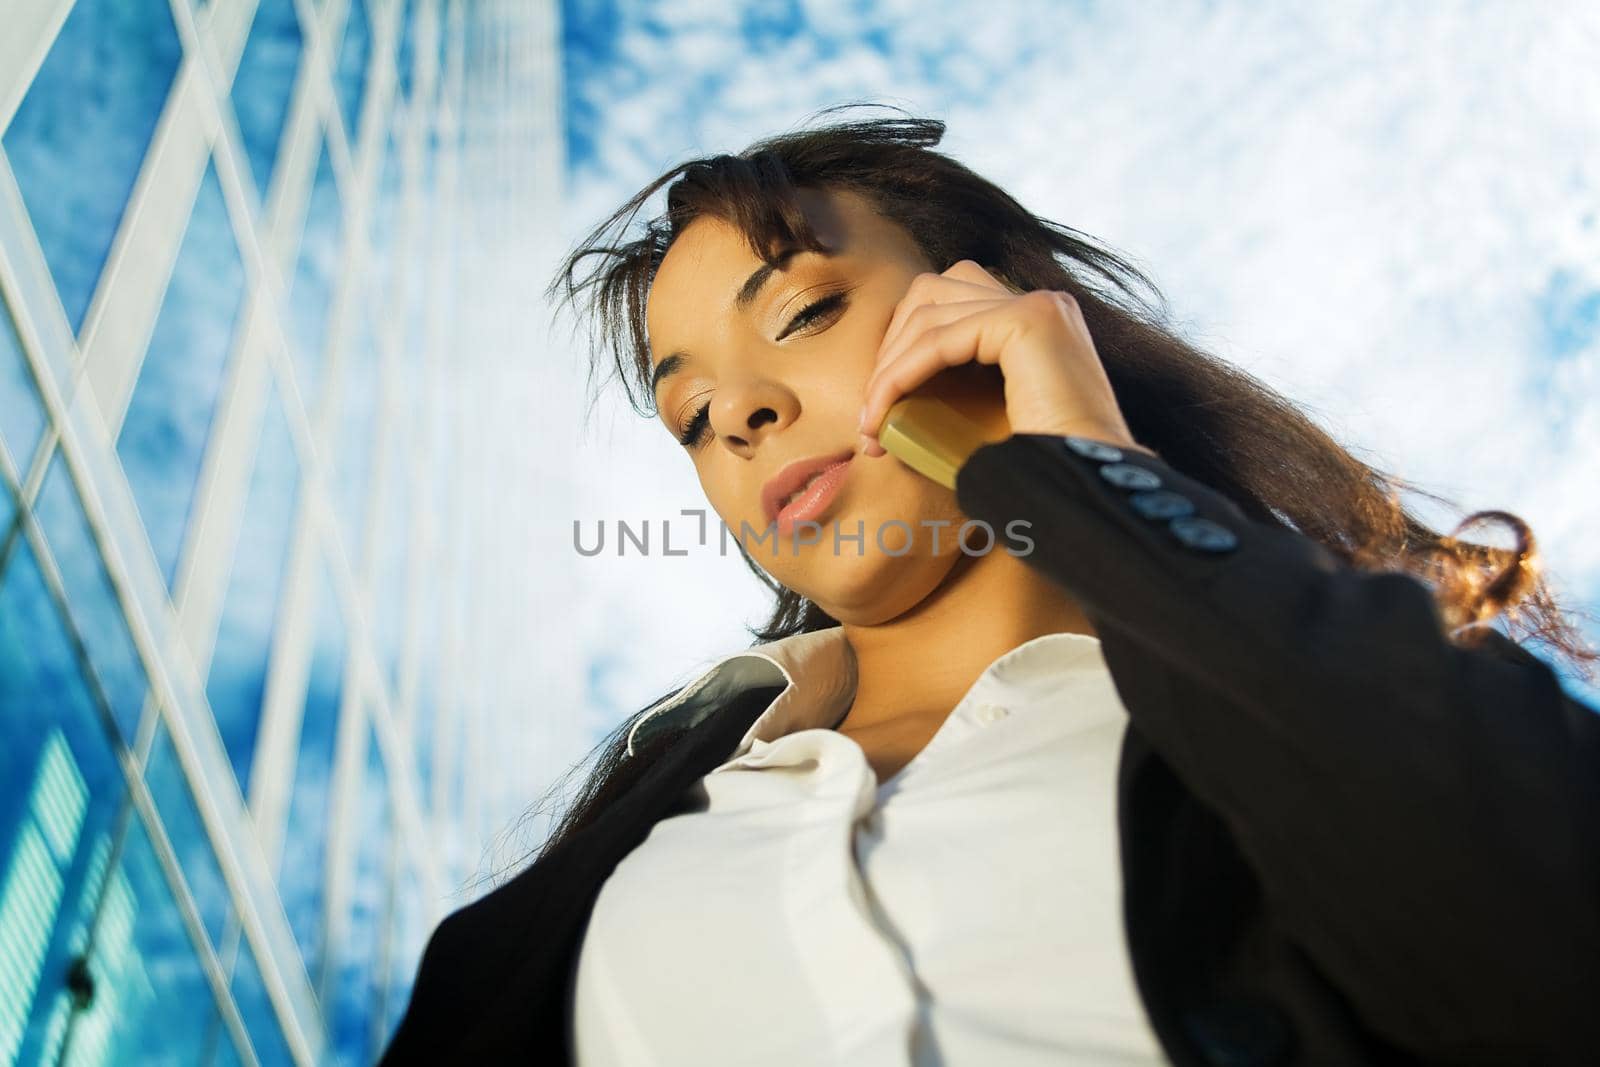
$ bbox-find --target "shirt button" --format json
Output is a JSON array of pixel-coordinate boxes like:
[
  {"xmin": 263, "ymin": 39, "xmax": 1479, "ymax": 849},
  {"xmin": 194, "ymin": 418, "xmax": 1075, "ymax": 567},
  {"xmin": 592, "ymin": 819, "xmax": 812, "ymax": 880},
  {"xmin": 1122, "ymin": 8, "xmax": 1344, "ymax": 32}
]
[{"xmin": 975, "ymin": 703, "xmax": 1010, "ymax": 724}]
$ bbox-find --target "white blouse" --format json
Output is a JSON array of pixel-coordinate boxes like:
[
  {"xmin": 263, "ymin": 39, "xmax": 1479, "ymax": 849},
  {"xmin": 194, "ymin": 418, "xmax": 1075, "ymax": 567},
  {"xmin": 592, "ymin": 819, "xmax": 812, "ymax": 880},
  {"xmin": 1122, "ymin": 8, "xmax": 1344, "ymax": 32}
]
[{"xmin": 570, "ymin": 626, "xmax": 1170, "ymax": 1065}]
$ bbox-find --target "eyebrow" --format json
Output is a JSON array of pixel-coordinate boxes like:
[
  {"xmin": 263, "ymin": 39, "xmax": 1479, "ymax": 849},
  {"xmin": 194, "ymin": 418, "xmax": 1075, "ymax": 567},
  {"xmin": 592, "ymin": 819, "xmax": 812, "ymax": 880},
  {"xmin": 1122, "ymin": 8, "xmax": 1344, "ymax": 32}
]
[{"xmin": 650, "ymin": 250, "xmax": 800, "ymax": 398}]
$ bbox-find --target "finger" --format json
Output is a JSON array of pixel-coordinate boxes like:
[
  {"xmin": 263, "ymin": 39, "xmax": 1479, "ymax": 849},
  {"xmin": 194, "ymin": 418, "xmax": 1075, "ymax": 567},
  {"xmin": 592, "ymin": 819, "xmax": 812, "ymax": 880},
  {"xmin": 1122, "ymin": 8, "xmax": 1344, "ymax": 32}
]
[
  {"xmin": 872, "ymin": 298, "xmax": 1007, "ymax": 381},
  {"xmin": 879, "ymin": 268, "xmax": 1016, "ymax": 358},
  {"xmin": 942, "ymin": 259, "xmax": 1018, "ymax": 294},
  {"xmin": 859, "ymin": 302, "xmax": 1021, "ymax": 440}
]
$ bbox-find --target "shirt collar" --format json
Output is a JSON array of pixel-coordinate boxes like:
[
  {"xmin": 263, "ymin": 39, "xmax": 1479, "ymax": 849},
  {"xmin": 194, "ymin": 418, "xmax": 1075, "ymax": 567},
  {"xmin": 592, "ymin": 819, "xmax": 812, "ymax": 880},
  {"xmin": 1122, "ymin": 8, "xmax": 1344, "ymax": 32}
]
[
  {"xmin": 724, "ymin": 626, "xmax": 858, "ymax": 760},
  {"xmin": 627, "ymin": 626, "xmax": 1105, "ymax": 760}
]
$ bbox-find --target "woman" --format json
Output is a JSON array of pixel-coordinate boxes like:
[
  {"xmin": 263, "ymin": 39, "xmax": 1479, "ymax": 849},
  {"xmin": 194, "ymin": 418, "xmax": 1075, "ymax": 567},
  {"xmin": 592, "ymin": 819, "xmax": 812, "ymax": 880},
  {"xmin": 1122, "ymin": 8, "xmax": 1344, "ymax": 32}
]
[{"xmin": 380, "ymin": 109, "xmax": 1600, "ymax": 1065}]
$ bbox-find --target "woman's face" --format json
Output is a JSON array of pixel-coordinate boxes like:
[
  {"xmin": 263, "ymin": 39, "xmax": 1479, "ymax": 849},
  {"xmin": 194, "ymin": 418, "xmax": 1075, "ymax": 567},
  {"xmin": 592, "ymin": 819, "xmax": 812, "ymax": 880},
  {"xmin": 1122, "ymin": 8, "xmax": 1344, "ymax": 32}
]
[{"xmin": 646, "ymin": 185, "xmax": 986, "ymax": 625}]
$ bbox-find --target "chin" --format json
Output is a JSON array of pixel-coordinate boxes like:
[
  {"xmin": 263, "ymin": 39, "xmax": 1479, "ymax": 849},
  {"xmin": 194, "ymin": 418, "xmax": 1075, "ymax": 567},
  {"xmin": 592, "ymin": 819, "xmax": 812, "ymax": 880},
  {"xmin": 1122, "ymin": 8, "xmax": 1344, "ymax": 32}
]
[{"xmin": 791, "ymin": 541, "xmax": 967, "ymax": 627}]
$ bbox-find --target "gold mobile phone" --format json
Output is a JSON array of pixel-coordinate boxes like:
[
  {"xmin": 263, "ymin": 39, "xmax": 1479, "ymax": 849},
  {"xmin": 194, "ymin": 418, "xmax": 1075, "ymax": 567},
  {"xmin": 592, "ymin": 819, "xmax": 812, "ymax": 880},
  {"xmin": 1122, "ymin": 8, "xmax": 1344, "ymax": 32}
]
[{"xmin": 876, "ymin": 362, "xmax": 1011, "ymax": 490}]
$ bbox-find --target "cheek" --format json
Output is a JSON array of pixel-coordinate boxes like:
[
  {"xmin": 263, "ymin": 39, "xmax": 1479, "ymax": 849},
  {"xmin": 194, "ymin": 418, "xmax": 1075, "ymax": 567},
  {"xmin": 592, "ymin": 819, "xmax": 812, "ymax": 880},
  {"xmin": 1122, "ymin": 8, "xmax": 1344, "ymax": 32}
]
[
  {"xmin": 840, "ymin": 315, "xmax": 890, "ymax": 385},
  {"xmin": 695, "ymin": 465, "xmax": 766, "ymax": 541},
  {"xmin": 858, "ymin": 462, "xmax": 967, "ymax": 544},
  {"xmin": 696, "ymin": 475, "xmax": 740, "ymax": 530}
]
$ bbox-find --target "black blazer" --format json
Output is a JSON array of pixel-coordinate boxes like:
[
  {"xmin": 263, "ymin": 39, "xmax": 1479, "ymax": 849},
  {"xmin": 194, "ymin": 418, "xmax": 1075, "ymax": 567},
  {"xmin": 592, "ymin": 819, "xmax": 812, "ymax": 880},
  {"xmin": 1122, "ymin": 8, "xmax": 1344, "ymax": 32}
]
[{"xmin": 380, "ymin": 433, "xmax": 1600, "ymax": 1066}]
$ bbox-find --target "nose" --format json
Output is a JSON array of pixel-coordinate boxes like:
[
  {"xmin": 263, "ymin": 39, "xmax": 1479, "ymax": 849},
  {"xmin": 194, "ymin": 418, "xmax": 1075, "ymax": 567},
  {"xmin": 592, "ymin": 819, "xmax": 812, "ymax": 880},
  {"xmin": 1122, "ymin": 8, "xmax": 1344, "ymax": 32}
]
[{"xmin": 709, "ymin": 375, "xmax": 798, "ymax": 454}]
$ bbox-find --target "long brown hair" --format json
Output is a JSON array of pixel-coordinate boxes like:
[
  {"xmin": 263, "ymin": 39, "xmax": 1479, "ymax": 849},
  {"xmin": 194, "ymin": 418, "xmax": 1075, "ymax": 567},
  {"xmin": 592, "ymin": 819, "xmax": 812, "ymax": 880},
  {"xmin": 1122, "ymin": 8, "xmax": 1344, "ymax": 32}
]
[{"xmin": 524, "ymin": 102, "xmax": 1596, "ymax": 867}]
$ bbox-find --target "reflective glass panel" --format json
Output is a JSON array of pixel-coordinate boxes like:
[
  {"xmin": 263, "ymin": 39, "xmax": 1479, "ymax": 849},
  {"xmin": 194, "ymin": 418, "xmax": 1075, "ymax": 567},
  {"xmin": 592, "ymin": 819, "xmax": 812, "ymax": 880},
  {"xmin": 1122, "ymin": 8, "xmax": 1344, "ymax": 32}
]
[
  {"xmin": 0, "ymin": 303, "xmax": 46, "ymax": 477},
  {"xmin": 207, "ymin": 385, "xmax": 300, "ymax": 792},
  {"xmin": 398, "ymin": 125, "xmax": 434, "ymax": 423},
  {"xmin": 212, "ymin": 1025, "xmax": 248, "ymax": 1066},
  {"xmin": 383, "ymin": 862, "xmax": 428, "ymax": 1040},
  {"xmin": 330, "ymin": 721, "xmax": 390, "ymax": 1066},
  {"xmin": 394, "ymin": 0, "xmax": 416, "ymax": 102},
  {"xmin": 280, "ymin": 556, "xmax": 346, "ymax": 984},
  {"xmin": 368, "ymin": 128, "xmax": 403, "ymax": 310},
  {"xmin": 0, "ymin": 538, "xmax": 126, "ymax": 1063},
  {"xmin": 34, "ymin": 455, "xmax": 149, "ymax": 740},
  {"xmin": 288, "ymin": 142, "xmax": 343, "ymax": 403},
  {"xmin": 143, "ymin": 725, "xmax": 233, "ymax": 948},
  {"xmin": 447, "ymin": 709, "xmax": 468, "ymax": 872},
  {"xmin": 332, "ymin": 306, "xmax": 378, "ymax": 562},
  {"xmin": 334, "ymin": 0, "xmax": 372, "ymax": 141},
  {"xmin": 437, "ymin": 9, "xmax": 450, "ymax": 87},
  {"xmin": 231, "ymin": 0, "xmax": 305, "ymax": 203},
  {"xmin": 372, "ymin": 412, "xmax": 408, "ymax": 692},
  {"xmin": 3, "ymin": 0, "xmax": 183, "ymax": 332},
  {"xmin": 119, "ymin": 161, "xmax": 247, "ymax": 590},
  {"xmin": 38, "ymin": 809, "xmax": 226, "ymax": 1064},
  {"xmin": 230, "ymin": 938, "xmax": 296, "ymax": 1067},
  {"xmin": 410, "ymin": 574, "xmax": 437, "ymax": 804}
]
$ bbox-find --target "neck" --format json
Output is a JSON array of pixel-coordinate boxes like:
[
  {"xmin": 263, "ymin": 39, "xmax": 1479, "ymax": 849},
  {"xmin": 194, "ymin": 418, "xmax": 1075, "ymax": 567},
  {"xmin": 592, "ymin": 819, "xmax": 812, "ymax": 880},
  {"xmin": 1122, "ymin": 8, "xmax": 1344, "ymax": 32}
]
[{"xmin": 836, "ymin": 546, "xmax": 1094, "ymax": 736}]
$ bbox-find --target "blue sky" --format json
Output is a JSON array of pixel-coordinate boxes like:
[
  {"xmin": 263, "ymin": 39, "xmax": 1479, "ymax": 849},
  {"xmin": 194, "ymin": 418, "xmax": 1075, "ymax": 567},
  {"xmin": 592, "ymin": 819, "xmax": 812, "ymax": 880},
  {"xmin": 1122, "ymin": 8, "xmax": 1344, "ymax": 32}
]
[{"xmin": 550, "ymin": 0, "xmax": 1600, "ymax": 719}]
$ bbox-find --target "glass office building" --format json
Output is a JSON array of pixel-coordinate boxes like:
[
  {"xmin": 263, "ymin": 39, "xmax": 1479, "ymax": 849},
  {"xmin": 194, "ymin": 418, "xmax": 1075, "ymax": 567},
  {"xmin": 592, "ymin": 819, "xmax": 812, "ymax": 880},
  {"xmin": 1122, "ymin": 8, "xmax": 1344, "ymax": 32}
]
[{"xmin": 0, "ymin": 0, "xmax": 559, "ymax": 1062}]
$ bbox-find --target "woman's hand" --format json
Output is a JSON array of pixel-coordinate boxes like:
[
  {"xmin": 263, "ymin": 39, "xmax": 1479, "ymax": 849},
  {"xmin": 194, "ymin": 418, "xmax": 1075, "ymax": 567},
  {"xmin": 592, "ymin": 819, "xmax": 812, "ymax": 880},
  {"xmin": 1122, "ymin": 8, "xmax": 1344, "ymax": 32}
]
[{"xmin": 857, "ymin": 260, "xmax": 1157, "ymax": 459}]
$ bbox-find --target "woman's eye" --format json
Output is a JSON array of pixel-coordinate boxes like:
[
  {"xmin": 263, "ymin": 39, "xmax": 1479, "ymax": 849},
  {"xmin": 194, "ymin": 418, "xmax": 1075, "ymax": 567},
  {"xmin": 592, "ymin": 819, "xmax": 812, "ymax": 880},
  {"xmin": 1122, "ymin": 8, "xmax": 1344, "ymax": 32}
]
[
  {"xmin": 678, "ymin": 402, "xmax": 711, "ymax": 448},
  {"xmin": 778, "ymin": 291, "xmax": 848, "ymax": 340}
]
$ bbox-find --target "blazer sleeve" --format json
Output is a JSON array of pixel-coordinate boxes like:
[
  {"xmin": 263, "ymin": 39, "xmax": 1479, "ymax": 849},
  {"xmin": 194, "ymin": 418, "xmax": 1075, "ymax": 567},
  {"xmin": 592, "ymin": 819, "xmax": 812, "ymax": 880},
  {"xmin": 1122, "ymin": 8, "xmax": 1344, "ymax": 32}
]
[{"xmin": 954, "ymin": 432, "xmax": 1600, "ymax": 1062}]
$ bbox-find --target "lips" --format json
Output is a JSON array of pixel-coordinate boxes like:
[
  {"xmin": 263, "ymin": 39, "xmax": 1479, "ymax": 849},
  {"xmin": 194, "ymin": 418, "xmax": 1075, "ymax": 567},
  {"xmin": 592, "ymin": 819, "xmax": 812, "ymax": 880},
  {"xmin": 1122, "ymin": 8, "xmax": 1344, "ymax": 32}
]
[{"xmin": 761, "ymin": 449, "xmax": 856, "ymax": 526}]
